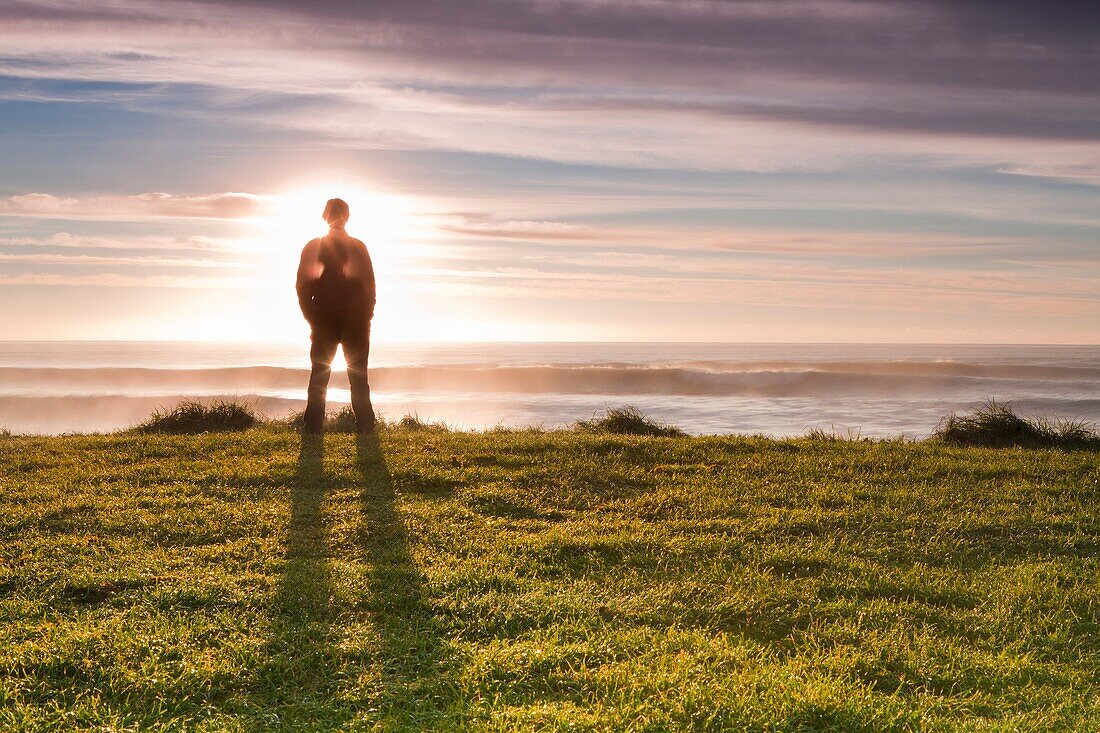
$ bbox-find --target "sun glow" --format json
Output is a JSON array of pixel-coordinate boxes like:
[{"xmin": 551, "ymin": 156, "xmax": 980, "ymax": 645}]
[
  {"xmin": 242, "ymin": 180, "xmax": 447, "ymax": 344},
  {"xmin": 263, "ymin": 181, "xmax": 417, "ymax": 261},
  {"xmin": 219, "ymin": 178, "xmax": 527, "ymax": 344}
]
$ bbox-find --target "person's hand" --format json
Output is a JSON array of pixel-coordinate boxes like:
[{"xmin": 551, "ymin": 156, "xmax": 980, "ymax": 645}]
[{"xmin": 299, "ymin": 297, "xmax": 317, "ymax": 325}]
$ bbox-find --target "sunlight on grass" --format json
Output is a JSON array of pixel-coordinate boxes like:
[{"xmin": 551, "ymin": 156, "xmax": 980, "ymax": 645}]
[{"xmin": 0, "ymin": 428, "xmax": 1097, "ymax": 730}]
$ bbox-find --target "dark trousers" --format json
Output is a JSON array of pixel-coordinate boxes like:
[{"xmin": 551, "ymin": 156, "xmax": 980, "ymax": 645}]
[{"xmin": 303, "ymin": 309, "xmax": 374, "ymax": 433}]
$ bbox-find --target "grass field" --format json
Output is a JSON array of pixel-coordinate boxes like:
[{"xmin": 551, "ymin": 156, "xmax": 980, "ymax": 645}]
[{"xmin": 1, "ymin": 426, "xmax": 1098, "ymax": 731}]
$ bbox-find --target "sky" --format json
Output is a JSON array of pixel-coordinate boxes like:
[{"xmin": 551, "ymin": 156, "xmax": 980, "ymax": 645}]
[{"xmin": 0, "ymin": 0, "xmax": 1097, "ymax": 343}]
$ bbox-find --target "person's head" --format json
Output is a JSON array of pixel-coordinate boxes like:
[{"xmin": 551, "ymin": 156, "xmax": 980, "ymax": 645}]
[{"xmin": 322, "ymin": 198, "xmax": 350, "ymax": 228}]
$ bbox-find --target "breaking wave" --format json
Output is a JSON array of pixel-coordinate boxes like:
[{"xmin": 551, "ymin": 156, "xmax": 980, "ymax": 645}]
[{"xmin": 1, "ymin": 360, "xmax": 1097, "ymax": 398}]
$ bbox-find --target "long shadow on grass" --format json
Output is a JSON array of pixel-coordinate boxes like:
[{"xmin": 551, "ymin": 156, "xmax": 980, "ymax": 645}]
[
  {"xmin": 356, "ymin": 433, "xmax": 465, "ymax": 729},
  {"xmin": 249, "ymin": 434, "xmax": 342, "ymax": 729}
]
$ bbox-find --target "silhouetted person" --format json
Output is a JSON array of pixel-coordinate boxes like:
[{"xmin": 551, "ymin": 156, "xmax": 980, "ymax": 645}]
[{"xmin": 296, "ymin": 198, "xmax": 376, "ymax": 434}]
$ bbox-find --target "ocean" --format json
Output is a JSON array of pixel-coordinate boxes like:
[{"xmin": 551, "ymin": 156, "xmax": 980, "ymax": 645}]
[{"xmin": 1, "ymin": 341, "xmax": 1098, "ymax": 437}]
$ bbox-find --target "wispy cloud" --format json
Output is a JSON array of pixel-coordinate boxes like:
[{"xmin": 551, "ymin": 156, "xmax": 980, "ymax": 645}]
[
  {"xmin": 435, "ymin": 214, "xmax": 592, "ymax": 240},
  {"xmin": 0, "ymin": 232, "xmax": 243, "ymax": 253},
  {"xmin": 0, "ymin": 272, "xmax": 252, "ymax": 289},
  {"xmin": 433, "ymin": 213, "xmax": 1041, "ymax": 257},
  {"xmin": 0, "ymin": 192, "xmax": 267, "ymax": 220},
  {"xmin": 404, "ymin": 260, "xmax": 1100, "ymax": 318},
  {"xmin": 0, "ymin": 1, "xmax": 1096, "ymax": 174},
  {"xmin": 0, "ymin": 251, "xmax": 251, "ymax": 269}
]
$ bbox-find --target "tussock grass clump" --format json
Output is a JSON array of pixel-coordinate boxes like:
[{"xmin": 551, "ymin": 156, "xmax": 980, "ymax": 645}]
[
  {"xmin": 574, "ymin": 405, "xmax": 686, "ymax": 437},
  {"xmin": 397, "ymin": 413, "xmax": 449, "ymax": 431},
  {"xmin": 135, "ymin": 399, "xmax": 259, "ymax": 434},
  {"xmin": 281, "ymin": 405, "xmax": 363, "ymax": 433},
  {"xmin": 805, "ymin": 426, "xmax": 871, "ymax": 442},
  {"xmin": 934, "ymin": 399, "xmax": 1099, "ymax": 450},
  {"xmin": 277, "ymin": 409, "xmax": 450, "ymax": 433},
  {"xmin": 327, "ymin": 405, "xmax": 361, "ymax": 433}
]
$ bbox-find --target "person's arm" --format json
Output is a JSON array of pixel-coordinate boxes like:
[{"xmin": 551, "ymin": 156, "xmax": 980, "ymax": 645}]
[
  {"xmin": 295, "ymin": 239, "xmax": 320, "ymax": 321},
  {"xmin": 363, "ymin": 247, "xmax": 376, "ymax": 320}
]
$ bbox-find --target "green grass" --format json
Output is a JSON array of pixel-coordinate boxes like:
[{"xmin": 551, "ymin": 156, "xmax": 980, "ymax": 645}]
[{"xmin": 1, "ymin": 426, "xmax": 1098, "ymax": 731}]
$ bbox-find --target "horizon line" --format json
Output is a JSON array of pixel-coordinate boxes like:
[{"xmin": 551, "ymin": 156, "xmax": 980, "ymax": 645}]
[{"xmin": 1, "ymin": 339, "xmax": 1098, "ymax": 347}]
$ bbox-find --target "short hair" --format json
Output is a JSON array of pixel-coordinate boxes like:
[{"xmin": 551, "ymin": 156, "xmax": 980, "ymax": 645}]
[{"xmin": 322, "ymin": 198, "xmax": 350, "ymax": 225}]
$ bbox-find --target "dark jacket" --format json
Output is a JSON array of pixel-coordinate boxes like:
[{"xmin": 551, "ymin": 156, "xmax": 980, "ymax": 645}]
[{"xmin": 295, "ymin": 232, "xmax": 376, "ymax": 321}]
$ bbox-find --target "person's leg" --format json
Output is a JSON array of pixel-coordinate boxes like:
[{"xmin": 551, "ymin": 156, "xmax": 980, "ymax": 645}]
[
  {"xmin": 342, "ymin": 316, "xmax": 375, "ymax": 433},
  {"xmin": 304, "ymin": 315, "xmax": 339, "ymax": 434}
]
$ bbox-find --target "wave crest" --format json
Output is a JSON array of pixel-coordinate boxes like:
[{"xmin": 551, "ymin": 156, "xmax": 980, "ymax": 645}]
[{"xmin": 1, "ymin": 360, "xmax": 1096, "ymax": 397}]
